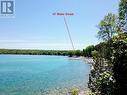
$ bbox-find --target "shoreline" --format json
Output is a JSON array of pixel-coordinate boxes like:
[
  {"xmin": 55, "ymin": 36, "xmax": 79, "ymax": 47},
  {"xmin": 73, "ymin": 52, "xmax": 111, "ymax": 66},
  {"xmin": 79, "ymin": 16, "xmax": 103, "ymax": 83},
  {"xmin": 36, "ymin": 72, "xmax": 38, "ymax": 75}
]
[
  {"xmin": 68, "ymin": 56, "xmax": 94, "ymax": 64},
  {"xmin": 68, "ymin": 56, "xmax": 94, "ymax": 95}
]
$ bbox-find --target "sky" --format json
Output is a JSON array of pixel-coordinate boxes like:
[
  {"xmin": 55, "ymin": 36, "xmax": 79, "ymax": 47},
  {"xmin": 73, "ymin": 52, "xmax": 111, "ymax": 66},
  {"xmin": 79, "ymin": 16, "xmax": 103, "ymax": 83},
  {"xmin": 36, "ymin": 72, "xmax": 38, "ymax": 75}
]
[{"xmin": 0, "ymin": 0, "xmax": 118, "ymax": 50}]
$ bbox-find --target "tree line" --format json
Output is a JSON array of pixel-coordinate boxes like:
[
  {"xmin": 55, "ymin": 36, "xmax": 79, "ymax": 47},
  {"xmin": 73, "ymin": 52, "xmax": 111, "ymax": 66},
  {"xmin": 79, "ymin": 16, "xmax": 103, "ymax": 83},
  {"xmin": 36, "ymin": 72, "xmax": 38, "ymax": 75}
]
[
  {"xmin": 0, "ymin": 49, "xmax": 84, "ymax": 57},
  {"xmin": 0, "ymin": 47, "xmax": 96, "ymax": 57}
]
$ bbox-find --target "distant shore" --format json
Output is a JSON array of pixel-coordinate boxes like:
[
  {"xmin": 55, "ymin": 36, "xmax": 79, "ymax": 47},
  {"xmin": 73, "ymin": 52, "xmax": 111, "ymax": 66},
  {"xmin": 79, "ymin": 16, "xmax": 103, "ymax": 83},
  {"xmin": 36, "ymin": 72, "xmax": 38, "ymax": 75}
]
[{"xmin": 0, "ymin": 49, "xmax": 83, "ymax": 57}]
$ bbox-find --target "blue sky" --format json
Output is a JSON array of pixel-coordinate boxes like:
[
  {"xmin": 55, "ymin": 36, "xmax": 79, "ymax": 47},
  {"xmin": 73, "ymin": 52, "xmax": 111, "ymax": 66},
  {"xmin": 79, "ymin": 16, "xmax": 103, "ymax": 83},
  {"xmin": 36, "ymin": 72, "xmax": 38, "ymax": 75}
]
[{"xmin": 0, "ymin": 0, "xmax": 118, "ymax": 50}]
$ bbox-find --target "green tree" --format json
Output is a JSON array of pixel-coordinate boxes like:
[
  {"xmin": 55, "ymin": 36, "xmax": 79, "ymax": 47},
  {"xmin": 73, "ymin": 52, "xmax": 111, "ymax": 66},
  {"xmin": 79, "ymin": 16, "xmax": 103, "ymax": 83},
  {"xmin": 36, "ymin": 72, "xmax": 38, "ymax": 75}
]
[
  {"xmin": 83, "ymin": 45, "xmax": 95, "ymax": 57},
  {"xmin": 75, "ymin": 50, "xmax": 81, "ymax": 56},
  {"xmin": 98, "ymin": 13, "xmax": 117, "ymax": 41},
  {"xmin": 118, "ymin": 0, "xmax": 127, "ymax": 32},
  {"xmin": 88, "ymin": 13, "xmax": 117, "ymax": 95},
  {"xmin": 68, "ymin": 50, "xmax": 75, "ymax": 57},
  {"xmin": 97, "ymin": 13, "xmax": 117, "ymax": 61}
]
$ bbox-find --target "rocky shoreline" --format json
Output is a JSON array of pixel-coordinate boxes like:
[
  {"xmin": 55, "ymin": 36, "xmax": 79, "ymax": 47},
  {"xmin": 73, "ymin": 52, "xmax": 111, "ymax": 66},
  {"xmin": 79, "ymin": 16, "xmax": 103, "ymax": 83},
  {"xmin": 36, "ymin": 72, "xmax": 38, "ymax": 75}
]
[
  {"xmin": 68, "ymin": 56, "xmax": 94, "ymax": 64},
  {"xmin": 68, "ymin": 56, "xmax": 94, "ymax": 95}
]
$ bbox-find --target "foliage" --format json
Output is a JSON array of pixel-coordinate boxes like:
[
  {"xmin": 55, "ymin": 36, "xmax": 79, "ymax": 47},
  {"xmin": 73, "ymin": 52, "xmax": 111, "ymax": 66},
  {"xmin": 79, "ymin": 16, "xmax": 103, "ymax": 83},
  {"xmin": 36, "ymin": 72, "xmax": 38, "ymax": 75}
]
[
  {"xmin": 0, "ymin": 49, "xmax": 67, "ymax": 55},
  {"xmin": 68, "ymin": 50, "xmax": 75, "ymax": 57},
  {"xmin": 97, "ymin": 13, "xmax": 117, "ymax": 61},
  {"xmin": 91, "ymin": 50, "xmax": 98, "ymax": 60},
  {"xmin": 0, "ymin": 49, "xmax": 83, "ymax": 57},
  {"xmin": 75, "ymin": 50, "xmax": 82, "ymax": 56},
  {"xmin": 88, "ymin": 12, "xmax": 117, "ymax": 95},
  {"xmin": 118, "ymin": 0, "xmax": 127, "ymax": 32},
  {"xmin": 96, "ymin": 71, "xmax": 114, "ymax": 95},
  {"xmin": 95, "ymin": 42, "xmax": 111, "ymax": 60},
  {"xmin": 70, "ymin": 88, "xmax": 79, "ymax": 95},
  {"xmin": 112, "ymin": 33, "xmax": 127, "ymax": 95},
  {"xmin": 83, "ymin": 45, "xmax": 95, "ymax": 57},
  {"xmin": 88, "ymin": 0, "xmax": 127, "ymax": 95},
  {"xmin": 97, "ymin": 13, "xmax": 117, "ymax": 41},
  {"xmin": 88, "ymin": 42, "xmax": 113, "ymax": 95}
]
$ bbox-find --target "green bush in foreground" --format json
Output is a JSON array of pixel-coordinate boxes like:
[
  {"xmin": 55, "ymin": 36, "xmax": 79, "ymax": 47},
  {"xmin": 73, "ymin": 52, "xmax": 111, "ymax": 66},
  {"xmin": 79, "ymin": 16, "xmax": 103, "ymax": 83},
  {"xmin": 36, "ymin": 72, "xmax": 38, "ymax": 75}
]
[
  {"xmin": 70, "ymin": 88, "xmax": 79, "ymax": 95},
  {"xmin": 112, "ymin": 33, "xmax": 127, "ymax": 95}
]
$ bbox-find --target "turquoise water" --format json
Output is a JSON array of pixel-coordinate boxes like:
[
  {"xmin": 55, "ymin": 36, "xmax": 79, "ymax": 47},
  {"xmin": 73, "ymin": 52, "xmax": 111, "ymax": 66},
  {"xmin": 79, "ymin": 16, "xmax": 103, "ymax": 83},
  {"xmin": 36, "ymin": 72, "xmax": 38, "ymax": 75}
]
[{"xmin": 0, "ymin": 55, "xmax": 91, "ymax": 95}]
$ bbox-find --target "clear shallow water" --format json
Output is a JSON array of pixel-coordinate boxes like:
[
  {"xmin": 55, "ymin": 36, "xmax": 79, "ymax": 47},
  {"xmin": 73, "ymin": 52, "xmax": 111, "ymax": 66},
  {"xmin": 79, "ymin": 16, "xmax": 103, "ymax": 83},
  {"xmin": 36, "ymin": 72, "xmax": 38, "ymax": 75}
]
[{"xmin": 0, "ymin": 55, "xmax": 91, "ymax": 95}]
